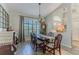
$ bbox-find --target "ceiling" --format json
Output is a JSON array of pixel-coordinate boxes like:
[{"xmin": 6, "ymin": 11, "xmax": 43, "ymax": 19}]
[{"xmin": 5, "ymin": 3, "xmax": 61, "ymax": 18}]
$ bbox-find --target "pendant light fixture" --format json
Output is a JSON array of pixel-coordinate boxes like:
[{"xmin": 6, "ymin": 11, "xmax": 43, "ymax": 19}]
[
  {"xmin": 38, "ymin": 3, "xmax": 41, "ymax": 22},
  {"xmin": 38, "ymin": 3, "xmax": 45, "ymax": 23}
]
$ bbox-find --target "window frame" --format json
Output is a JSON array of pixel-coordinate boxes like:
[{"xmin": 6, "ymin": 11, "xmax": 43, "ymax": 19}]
[
  {"xmin": 24, "ymin": 18, "xmax": 40, "ymax": 36},
  {"xmin": 0, "ymin": 5, "xmax": 9, "ymax": 29}
]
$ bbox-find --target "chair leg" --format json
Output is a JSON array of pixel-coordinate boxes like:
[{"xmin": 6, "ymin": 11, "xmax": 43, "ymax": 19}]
[
  {"xmin": 35, "ymin": 44, "xmax": 37, "ymax": 51},
  {"xmin": 43, "ymin": 45, "xmax": 46, "ymax": 54},
  {"xmin": 53, "ymin": 49, "xmax": 55, "ymax": 55},
  {"xmin": 59, "ymin": 47, "xmax": 61, "ymax": 55}
]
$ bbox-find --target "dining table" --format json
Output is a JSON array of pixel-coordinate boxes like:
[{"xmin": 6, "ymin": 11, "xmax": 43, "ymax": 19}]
[
  {"xmin": 35, "ymin": 33, "xmax": 55, "ymax": 42},
  {"xmin": 33, "ymin": 33, "xmax": 55, "ymax": 53}
]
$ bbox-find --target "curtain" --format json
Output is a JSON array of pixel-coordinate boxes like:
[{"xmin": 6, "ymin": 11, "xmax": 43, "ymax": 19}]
[{"xmin": 19, "ymin": 16, "xmax": 25, "ymax": 42}]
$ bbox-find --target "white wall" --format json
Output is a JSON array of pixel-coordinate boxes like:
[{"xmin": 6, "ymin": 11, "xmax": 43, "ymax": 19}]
[
  {"xmin": 1, "ymin": 3, "xmax": 31, "ymax": 41},
  {"xmin": 46, "ymin": 4, "xmax": 72, "ymax": 48},
  {"xmin": 1, "ymin": 3, "xmax": 20, "ymax": 35},
  {"xmin": 71, "ymin": 4, "xmax": 79, "ymax": 41},
  {"xmin": 8, "ymin": 10, "xmax": 20, "ymax": 34}
]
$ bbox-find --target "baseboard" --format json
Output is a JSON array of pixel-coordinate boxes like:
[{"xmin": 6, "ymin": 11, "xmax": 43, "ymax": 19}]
[{"xmin": 62, "ymin": 43, "xmax": 72, "ymax": 48}]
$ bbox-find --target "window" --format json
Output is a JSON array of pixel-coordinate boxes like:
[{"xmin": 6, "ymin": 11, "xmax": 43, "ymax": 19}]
[
  {"xmin": 0, "ymin": 5, "xmax": 9, "ymax": 31},
  {"xmin": 24, "ymin": 17, "xmax": 40, "ymax": 36}
]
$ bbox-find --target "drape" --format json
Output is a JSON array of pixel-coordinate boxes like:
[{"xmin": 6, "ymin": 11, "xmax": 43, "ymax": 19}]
[{"xmin": 19, "ymin": 16, "xmax": 25, "ymax": 42}]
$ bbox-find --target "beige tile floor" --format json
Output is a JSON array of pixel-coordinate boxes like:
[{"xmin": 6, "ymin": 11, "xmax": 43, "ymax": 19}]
[
  {"xmin": 72, "ymin": 40, "xmax": 79, "ymax": 49},
  {"xmin": 70, "ymin": 40, "xmax": 79, "ymax": 55},
  {"xmin": 14, "ymin": 38, "xmax": 79, "ymax": 55},
  {"xmin": 15, "ymin": 41, "xmax": 73, "ymax": 55}
]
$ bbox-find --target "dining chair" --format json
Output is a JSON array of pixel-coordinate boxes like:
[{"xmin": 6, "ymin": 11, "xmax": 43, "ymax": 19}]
[
  {"xmin": 47, "ymin": 32, "xmax": 54, "ymax": 43},
  {"xmin": 33, "ymin": 35, "xmax": 46, "ymax": 53},
  {"xmin": 30, "ymin": 33, "xmax": 35, "ymax": 43},
  {"xmin": 13, "ymin": 32, "xmax": 19, "ymax": 45},
  {"xmin": 30, "ymin": 33, "xmax": 33, "ymax": 43},
  {"xmin": 47, "ymin": 32, "xmax": 54, "ymax": 37},
  {"xmin": 45, "ymin": 34, "xmax": 62, "ymax": 55},
  {"xmin": 34, "ymin": 36, "xmax": 43, "ymax": 51},
  {"xmin": 30, "ymin": 33, "xmax": 36, "ymax": 49}
]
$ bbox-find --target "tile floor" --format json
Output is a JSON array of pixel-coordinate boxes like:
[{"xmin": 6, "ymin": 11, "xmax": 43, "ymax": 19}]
[
  {"xmin": 15, "ymin": 41, "xmax": 73, "ymax": 55},
  {"xmin": 72, "ymin": 40, "xmax": 79, "ymax": 49},
  {"xmin": 14, "ymin": 36, "xmax": 79, "ymax": 55}
]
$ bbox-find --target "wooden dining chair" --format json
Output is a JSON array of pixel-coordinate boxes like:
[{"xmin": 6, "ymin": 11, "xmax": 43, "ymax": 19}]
[
  {"xmin": 30, "ymin": 33, "xmax": 36, "ymax": 49},
  {"xmin": 34, "ymin": 36, "xmax": 41, "ymax": 51},
  {"xmin": 45, "ymin": 34, "xmax": 62, "ymax": 55},
  {"xmin": 30, "ymin": 33, "xmax": 33, "ymax": 43},
  {"xmin": 33, "ymin": 35, "xmax": 45, "ymax": 53}
]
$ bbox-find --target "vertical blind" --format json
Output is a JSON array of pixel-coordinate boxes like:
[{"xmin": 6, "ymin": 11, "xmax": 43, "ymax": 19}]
[{"xmin": 24, "ymin": 17, "xmax": 40, "ymax": 36}]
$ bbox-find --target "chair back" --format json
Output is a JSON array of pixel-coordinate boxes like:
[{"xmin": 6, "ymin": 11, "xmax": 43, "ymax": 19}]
[
  {"xmin": 47, "ymin": 32, "xmax": 54, "ymax": 37},
  {"xmin": 54, "ymin": 34, "xmax": 62, "ymax": 49},
  {"xmin": 33, "ymin": 34, "xmax": 37, "ymax": 44}
]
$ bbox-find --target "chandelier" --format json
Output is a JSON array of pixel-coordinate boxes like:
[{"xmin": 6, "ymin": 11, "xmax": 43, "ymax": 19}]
[
  {"xmin": 38, "ymin": 3, "xmax": 41, "ymax": 22},
  {"xmin": 39, "ymin": 3, "xmax": 41, "ymax": 18},
  {"xmin": 38, "ymin": 3, "xmax": 45, "ymax": 23}
]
